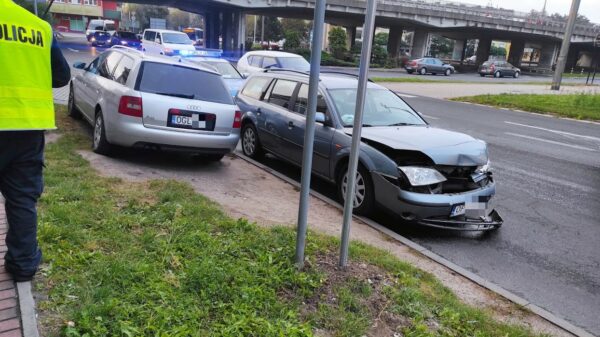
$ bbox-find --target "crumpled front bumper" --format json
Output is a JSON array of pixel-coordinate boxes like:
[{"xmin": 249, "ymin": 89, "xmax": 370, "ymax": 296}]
[{"xmin": 372, "ymin": 172, "xmax": 503, "ymax": 231}]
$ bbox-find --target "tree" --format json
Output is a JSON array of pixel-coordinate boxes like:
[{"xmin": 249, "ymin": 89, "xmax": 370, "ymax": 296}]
[
  {"xmin": 168, "ymin": 8, "xmax": 202, "ymax": 30},
  {"xmin": 374, "ymin": 32, "xmax": 388, "ymax": 47},
  {"xmin": 328, "ymin": 26, "xmax": 347, "ymax": 59},
  {"xmin": 281, "ymin": 18, "xmax": 310, "ymax": 41},
  {"xmin": 490, "ymin": 45, "xmax": 507, "ymax": 57},
  {"xmin": 124, "ymin": 4, "xmax": 169, "ymax": 30},
  {"xmin": 284, "ymin": 31, "xmax": 301, "ymax": 50},
  {"xmin": 264, "ymin": 17, "xmax": 283, "ymax": 42},
  {"xmin": 428, "ymin": 35, "xmax": 452, "ymax": 58}
]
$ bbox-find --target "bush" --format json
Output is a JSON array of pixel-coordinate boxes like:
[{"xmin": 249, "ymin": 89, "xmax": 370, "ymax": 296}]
[
  {"xmin": 284, "ymin": 31, "xmax": 301, "ymax": 50},
  {"xmin": 328, "ymin": 27, "xmax": 348, "ymax": 60}
]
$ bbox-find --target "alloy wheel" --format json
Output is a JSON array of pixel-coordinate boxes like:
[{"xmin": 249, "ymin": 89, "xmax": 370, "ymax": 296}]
[
  {"xmin": 341, "ymin": 170, "xmax": 366, "ymax": 208},
  {"xmin": 243, "ymin": 126, "xmax": 256, "ymax": 156},
  {"xmin": 93, "ymin": 115, "xmax": 102, "ymax": 150}
]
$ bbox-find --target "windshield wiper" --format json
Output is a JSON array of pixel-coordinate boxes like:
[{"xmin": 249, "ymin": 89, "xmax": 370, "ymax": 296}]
[
  {"xmin": 386, "ymin": 122, "xmax": 418, "ymax": 126},
  {"xmin": 155, "ymin": 92, "xmax": 195, "ymax": 99}
]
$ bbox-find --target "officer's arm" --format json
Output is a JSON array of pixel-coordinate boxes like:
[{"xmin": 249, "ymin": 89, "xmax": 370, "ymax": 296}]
[{"xmin": 51, "ymin": 38, "xmax": 71, "ymax": 88}]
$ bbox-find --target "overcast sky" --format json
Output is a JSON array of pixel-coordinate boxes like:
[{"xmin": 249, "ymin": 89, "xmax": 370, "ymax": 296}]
[{"xmin": 458, "ymin": 0, "xmax": 600, "ymax": 24}]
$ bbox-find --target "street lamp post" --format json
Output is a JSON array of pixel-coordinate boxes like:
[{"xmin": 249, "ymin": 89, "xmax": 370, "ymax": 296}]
[{"xmin": 550, "ymin": 0, "xmax": 581, "ymax": 90}]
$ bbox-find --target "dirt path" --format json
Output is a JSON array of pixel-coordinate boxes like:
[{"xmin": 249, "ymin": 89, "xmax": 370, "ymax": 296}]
[{"xmin": 77, "ymin": 149, "xmax": 572, "ymax": 336}]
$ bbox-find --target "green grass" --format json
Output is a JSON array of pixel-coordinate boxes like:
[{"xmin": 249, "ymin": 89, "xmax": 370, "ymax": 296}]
[
  {"xmin": 452, "ymin": 93, "xmax": 600, "ymax": 120},
  {"xmin": 36, "ymin": 106, "xmax": 548, "ymax": 336},
  {"xmin": 371, "ymin": 77, "xmax": 591, "ymax": 86}
]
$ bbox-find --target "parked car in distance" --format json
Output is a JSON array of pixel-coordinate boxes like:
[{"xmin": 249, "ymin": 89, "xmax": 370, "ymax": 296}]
[
  {"xmin": 86, "ymin": 19, "xmax": 115, "ymax": 41},
  {"xmin": 141, "ymin": 29, "xmax": 196, "ymax": 56},
  {"xmin": 90, "ymin": 31, "xmax": 111, "ymax": 47},
  {"xmin": 479, "ymin": 60, "xmax": 521, "ymax": 78},
  {"xmin": 405, "ymin": 57, "xmax": 455, "ymax": 76},
  {"xmin": 110, "ymin": 31, "xmax": 142, "ymax": 49},
  {"xmin": 236, "ymin": 70, "xmax": 502, "ymax": 231},
  {"xmin": 178, "ymin": 50, "xmax": 246, "ymax": 97},
  {"xmin": 237, "ymin": 51, "xmax": 310, "ymax": 75},
  {"xmin": 68, "ymin": 46, "xmax": 241, "ymax": 161}
]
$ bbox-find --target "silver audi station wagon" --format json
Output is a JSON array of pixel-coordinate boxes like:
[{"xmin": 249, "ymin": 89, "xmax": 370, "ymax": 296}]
[
  {"xmin": 236, "ymin": 70, "xmax": 502, "ymax": 231},
  {"xmin": 69, "ymin": 46, "xmax": 241, "ymax": 161}
]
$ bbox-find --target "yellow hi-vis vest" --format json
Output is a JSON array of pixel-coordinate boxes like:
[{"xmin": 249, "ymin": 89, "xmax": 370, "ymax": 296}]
[{"xmin": 0, "ymin": 0, "xmax": 55, "ymax": 130}]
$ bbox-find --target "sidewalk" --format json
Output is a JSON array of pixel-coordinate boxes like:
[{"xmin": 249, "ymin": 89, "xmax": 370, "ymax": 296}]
[{"xmin": 0, "ymin": 197, "xmax": 24, "ymax": 337}]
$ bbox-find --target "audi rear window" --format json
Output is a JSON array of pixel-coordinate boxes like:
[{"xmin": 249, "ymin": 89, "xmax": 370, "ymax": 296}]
[{"xmin": 136, "ymin": 62, "xmax": 233, "ymax": 105}]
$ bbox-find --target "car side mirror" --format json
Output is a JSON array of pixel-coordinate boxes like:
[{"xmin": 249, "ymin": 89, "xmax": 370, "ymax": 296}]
[
  {"xmin": 73, "ymin": 62, "xmax": 86, "ymax": 69},
  {"xmin": 316, "ymin": 112, "xmax": 332, "ymax": 127}
]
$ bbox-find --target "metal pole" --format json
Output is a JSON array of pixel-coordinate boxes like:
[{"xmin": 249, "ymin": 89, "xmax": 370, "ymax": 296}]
[
  {"xmin": 551, "ymin": 0, "xmax": 581, "ymax": 90},
  {"xmin": 339, "ymin": 0, "xmax": 377, "ymax": 268},
  {"xmin": 261, "ymin": 16, "xmax": 265, "ymax": 43},
  {"xmin": 34, "ymin": 0, "xmax": 38, "ymax": 17},
  {"xmin": 294, "ymin": 0, "xmax": 326, "ymax": 269},
  {"xmin": 253, "ymin": 15, "xmax": 257, "ymax": 43}
]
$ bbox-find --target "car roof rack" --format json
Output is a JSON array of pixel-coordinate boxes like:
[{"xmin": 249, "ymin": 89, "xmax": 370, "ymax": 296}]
[
  {"xmin": 319, "ymin": 71, "xmax": 374, "ymax": 82},
  {"xmin": 111, "ymin": 45, "xmax": 145, "ymax": 57}
]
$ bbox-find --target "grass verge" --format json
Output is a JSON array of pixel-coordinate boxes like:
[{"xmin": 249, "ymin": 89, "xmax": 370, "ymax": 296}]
[
  {"xmin": 451, "ymin": 93, "xmax": 600, "ymax": 120},
  {"xmin": 36, "ymin": 105, "xmax": 548, "ymax": 336}
]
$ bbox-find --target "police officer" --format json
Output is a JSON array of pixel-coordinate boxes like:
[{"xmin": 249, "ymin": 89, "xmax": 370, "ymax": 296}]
[{"xmin": 0, "ymin": 0, "xmax": 70, "ymax": 281}]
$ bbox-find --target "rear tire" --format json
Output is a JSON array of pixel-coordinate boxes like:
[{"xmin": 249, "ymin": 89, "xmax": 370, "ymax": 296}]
[
  {"xmin": 494, "ymin": 71, "xmax": 501, "ymax": 78},
  {"xmin": 68, "ymin": 84, "xmax": 81, "ymax": 119},
  {"xmin": 419, "ymin": 67, "xmax": 427, "ymax": 75},
  {"xmin": 241, "ymin": 123, "xmax": 264, "ymax": 159},
  {"xmin": 92, "ymin": 111, "xmax": 112, "ymax": 155},
  {"xmin": 337, "ymin": 163, "xmax": 374, "ymax": 216},
  {"xmin": 480, "ymin": 73, "xmax": 485, "ymax": 77}
]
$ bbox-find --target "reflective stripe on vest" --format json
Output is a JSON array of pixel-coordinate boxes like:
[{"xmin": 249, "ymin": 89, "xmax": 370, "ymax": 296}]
[{"xmin": 0, "ymin": 2, "xmax": 55, "ymax": 131}]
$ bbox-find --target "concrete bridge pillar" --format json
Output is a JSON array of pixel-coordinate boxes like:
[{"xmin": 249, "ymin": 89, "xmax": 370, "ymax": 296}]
[
  {"xmin": 387, "ymin": 26, "xmax": 404, "ymax": 58},
  {"xmin": 475, "ymin": 38, "xmax": 491, "ymax": 66},
  {"xmin": 222, "ymin": 11, "xmax": 233, "ymax": 52},
  {"xmin": 452, "ymin": 39, "xmax": 465, "ymax": 61},
  {"xmin": 345, "ymin": 26, "xmax": 357, "ymax": 49},
  {"xmin": 539, "ymin": 42, "xmax": 559, "ymax": 68},
  {"xmin": 204, "ymin": 12, "xmax": 220, "ymax": 49},
  {"xmin": 411, "ymin": 30, "xmax": 429, "ymax": 59},
  {"xmin": 236, "ymin": 13, "xmax": 247, "ymax": 54},
  {"xmin": 508, "ymin": 40, "xmax": 525, "ymax": 67}
]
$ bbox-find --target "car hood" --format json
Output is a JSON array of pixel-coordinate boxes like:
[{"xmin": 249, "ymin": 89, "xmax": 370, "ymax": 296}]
[{"xmin": 345, "ymin": 125, "xmax": 488, "ymax": 166}]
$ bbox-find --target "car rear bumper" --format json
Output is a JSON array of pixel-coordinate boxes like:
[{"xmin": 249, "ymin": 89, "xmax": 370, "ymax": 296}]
[
  {"xmin": 372, "ymin": 172, "xmax": 502, "ymax": 231},
  {"xmin": 106, "ymin": 115, "xmax": 240, "ymax": 154}
]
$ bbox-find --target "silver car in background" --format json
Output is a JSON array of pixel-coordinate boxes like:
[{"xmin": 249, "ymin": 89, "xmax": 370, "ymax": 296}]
[{"xmin": 68, "ymin": 46, "xmax": 241, "ymax": 161}]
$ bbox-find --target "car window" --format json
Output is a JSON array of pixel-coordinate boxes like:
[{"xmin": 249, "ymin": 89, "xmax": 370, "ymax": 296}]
[
  {"xmin": 278, "ymin": 57, "xmax": 310, "ymax": 71},
  {"xmin": 98, "ymin": 52, "xmax": 122, "ymax": 79},
  {"xmin": 241, "ymin": 77, "xmax": 272, "ymax": 100},
  {"xmin": 143, "ymin": 30, "xmax": 155, "ymax": 41},
  {"xmin": 119, "ymin": 32, "xmax": 137, "ymax": 39},
  {"xmin": 156, "ymin": 33, "xmax": 162, "ymax": 43},
  {"xmin": 162, "ymin": 32, "xmax": 191, "ymax": 44},
  {"xmin": 249, "ymin": 56, "xmax": 262, "ymax": 67},
  {"xmin": 113, "ymin": 55, "xmax": 134, "ymax": 85},
  {"xmin": 293, "ymin": 84, "xmax": 328, "ymax": 116},
  {"xmin": 200, "ymin": 61, "xmax": 242, "ymax": 79},
  {"xmin": 136, "ymin": 61, "xmax": 233, "ymax": 105},
  {"xmin": 506, "ymin": 62, "xmax": 514, "ymax": 68},
  {"xmin": 434, "ymin": 59, "xmax": 443, "ymax": 65},
  {"xmin": 329, "ymin": 88, "xmax": 425, "ymax": 127},
  {"xmin": 262, "ymin": 57, "xmax": 278, "ymax": 69},
  {"xmin": 267, "ymin": 79, "xmax": 296, "ymax": 109},
  {"xmin": 482, "ymin": 61, "xmax": 491, "ymax": 66},
  {"xmin": 86, "ymin": 55, "xmax": 104, "ymax": 74}
]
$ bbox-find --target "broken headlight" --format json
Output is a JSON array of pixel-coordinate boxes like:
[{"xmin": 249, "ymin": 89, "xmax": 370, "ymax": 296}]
[
  {"xmin": 471, "ymin": 160, "xmax": 491, "ymax": 183},
  {"xmin": 398, "ymin": 166, "xmax": 447, "ymax": 186}
]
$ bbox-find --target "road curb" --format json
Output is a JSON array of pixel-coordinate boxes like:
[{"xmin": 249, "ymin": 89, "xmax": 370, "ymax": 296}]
[
  {"xmin": 234, "ymin": 152, "xmax": 595, "ymax": 337},
  {"xmin": 16, "ymin": 281, "xmax": 39, "ymax": 337}
]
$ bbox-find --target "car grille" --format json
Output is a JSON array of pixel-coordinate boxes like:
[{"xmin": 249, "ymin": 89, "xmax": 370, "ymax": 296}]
[{"xmin": 436, "ymin": 165, "xmax": 490, "ymax": 193}]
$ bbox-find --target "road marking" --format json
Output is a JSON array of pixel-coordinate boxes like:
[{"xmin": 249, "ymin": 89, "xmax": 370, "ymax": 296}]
[
  {"xmin": 396, "ymin": 93, "xmax": 417, "ymax": 98},
  {"xmin": 505, "ymin": 121, "xmax": 600, "ymax": 142},
  {"xmin": 68, "ymin": 48, "xmax": 80, "ymax": 53},
  {"xmin": 421, "ymin": 114, "xmax": 439, "ymax": 120},
  {"xmin": 493, "ymin": 161, "xmax": 595, "ymax": 193},
  {"xmin": 504, "ymin": 132, "xmax": 597, "ymax": 152}
]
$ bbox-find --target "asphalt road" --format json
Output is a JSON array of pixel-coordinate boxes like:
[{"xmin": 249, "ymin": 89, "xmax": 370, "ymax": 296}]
[{"xmin": 57, "ymin": 36, "xmax": 600, "ymax": 335}]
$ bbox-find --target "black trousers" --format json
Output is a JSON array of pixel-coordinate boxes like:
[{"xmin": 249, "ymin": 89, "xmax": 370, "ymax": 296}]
[{"xmin": 0, "ymin": 131, "xmax": 44, "ymax": 277}]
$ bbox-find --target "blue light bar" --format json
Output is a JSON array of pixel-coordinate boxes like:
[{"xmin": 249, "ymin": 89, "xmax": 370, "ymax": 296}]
[{"xmin": 176, "ymin": 48, "xmax": 223, "ymax": 58}]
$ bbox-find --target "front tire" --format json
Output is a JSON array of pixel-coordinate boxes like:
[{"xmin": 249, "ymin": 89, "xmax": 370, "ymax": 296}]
[
  {"xmin": 494, "ymin": 71, "xmax": 501, "ymax": 78},
  {"xmin": 480, "ymin": 73, "xmax": 485, "ymax": 77},
  {"xmin": 241, "ymin": 123, "xmax": 264, "ymax": 159},
  {"xmin": 419, "ymin": 67, "xmax": 427, "ymax": 75},
  {"xmin": 68, "ymin": 84, "xmax": 81, "ymax": 119},
  {"xmin": 337, "ymin": 164, "xmax": 374, "ymax": 216},
  {"xmin": 445, "ymin": 68, "xmax": 452, "ymax": 76},
  {"xmin": 92, "ymin": 111, "xmax": 112, "ymax": 155},
  {"xmin": 513, "ymin": 71, "xmax": 520, "ymax": 78}
]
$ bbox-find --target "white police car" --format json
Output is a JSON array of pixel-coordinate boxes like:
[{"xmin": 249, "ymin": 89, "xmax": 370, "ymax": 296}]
[{"xmin": 174, "ymin": 49, "xmax": 246, "ymax": 98}]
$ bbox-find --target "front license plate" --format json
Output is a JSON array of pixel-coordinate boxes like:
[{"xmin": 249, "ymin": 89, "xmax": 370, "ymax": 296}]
[{"xmin": 450, "ymin": 203, "xmax": 466, "ymax": 217}]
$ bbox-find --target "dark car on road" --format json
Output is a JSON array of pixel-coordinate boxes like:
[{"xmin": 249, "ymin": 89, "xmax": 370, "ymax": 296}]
[
  {"xmin": 110, "ymin": 31, "xmax": 142, "ymax": 49},
  {"xmin": 405, "ymin": 57, "xmax": 455, "ymax": 76},
  {"xmin": 478, "ymin": 60, "xmax": 521, "ymax": 78},
  {"xmin": 90, "ymin": 31, "xmax": 111, "ymax": 47},
  {"xmin": 236, "ymin": 70, "xmax": 502, "ymax": 231}
]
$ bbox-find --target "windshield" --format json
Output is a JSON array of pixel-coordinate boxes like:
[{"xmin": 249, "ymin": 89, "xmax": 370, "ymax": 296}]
[
  {"xmin": 162, "ymin": 32, "xmax": 192, "ymax": 45},
  {"xmin": 200, "ymin": 61, "xmax": 242, "ymax": 79},
  {"xmin": 277, "ymin": 57, "xmax": 310, "ymax": 71},
  {"xmin": 119, "ymin": 32, "xmax": 137, "ymax": 40},
  {"xmin": 137, "ymin": 62, "xmax": 233, "ymax": 105},
  {"xmin": 328, "ymin": 88, "xmax": 425, "ymax": 127},
  {"xmin": 105, "ymin": 23, "xmax": 116, "ymax": 31}
]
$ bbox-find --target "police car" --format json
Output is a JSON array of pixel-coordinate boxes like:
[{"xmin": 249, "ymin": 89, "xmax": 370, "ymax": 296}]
[{"xmin": 174, "ymin": 49, "xmax": 246, "ymax": 98}]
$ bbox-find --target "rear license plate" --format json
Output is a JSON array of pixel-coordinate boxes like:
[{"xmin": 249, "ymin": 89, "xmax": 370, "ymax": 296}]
[
  {"xmin": 450, "ymin": 203, "xmax": 466, "ymax": 217},
  {"xmin": 167, "ymin": 109, "xmax": 215, "ymax": 131},
  {"xmin": 171, "ymin": 115, "xmax": 206, "ymax": 128}
]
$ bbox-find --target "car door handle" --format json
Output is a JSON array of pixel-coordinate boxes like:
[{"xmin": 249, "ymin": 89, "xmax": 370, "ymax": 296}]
[{"xmin": 288, "ymin": 121, "xmax": 295, "ymax": 129}]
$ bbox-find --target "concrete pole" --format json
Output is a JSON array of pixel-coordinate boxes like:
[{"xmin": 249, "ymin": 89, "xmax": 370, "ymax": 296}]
[
  {"xmin": 339, "ymin": 0, "xmax": 377, "ymax": 268},
  {"xmin": 261, "ymin": 16, "xmax": 265, "ymax": 43},
  {"xmin": 551, "ymin": 0, "xmax": 581, "ymax": 90},
  {"xmin": 294, "ymin": 0, "xmax": 326, "ymax": 269},
  {"xmin": 253, "ymin": 15, "xmax": 257, "ymax": 43}
]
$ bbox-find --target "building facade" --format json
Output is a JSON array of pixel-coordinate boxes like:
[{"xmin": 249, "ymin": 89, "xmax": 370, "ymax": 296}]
[{"xmin": 49, "ymin": 0, "xmax": 122, "ymax": 32}]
